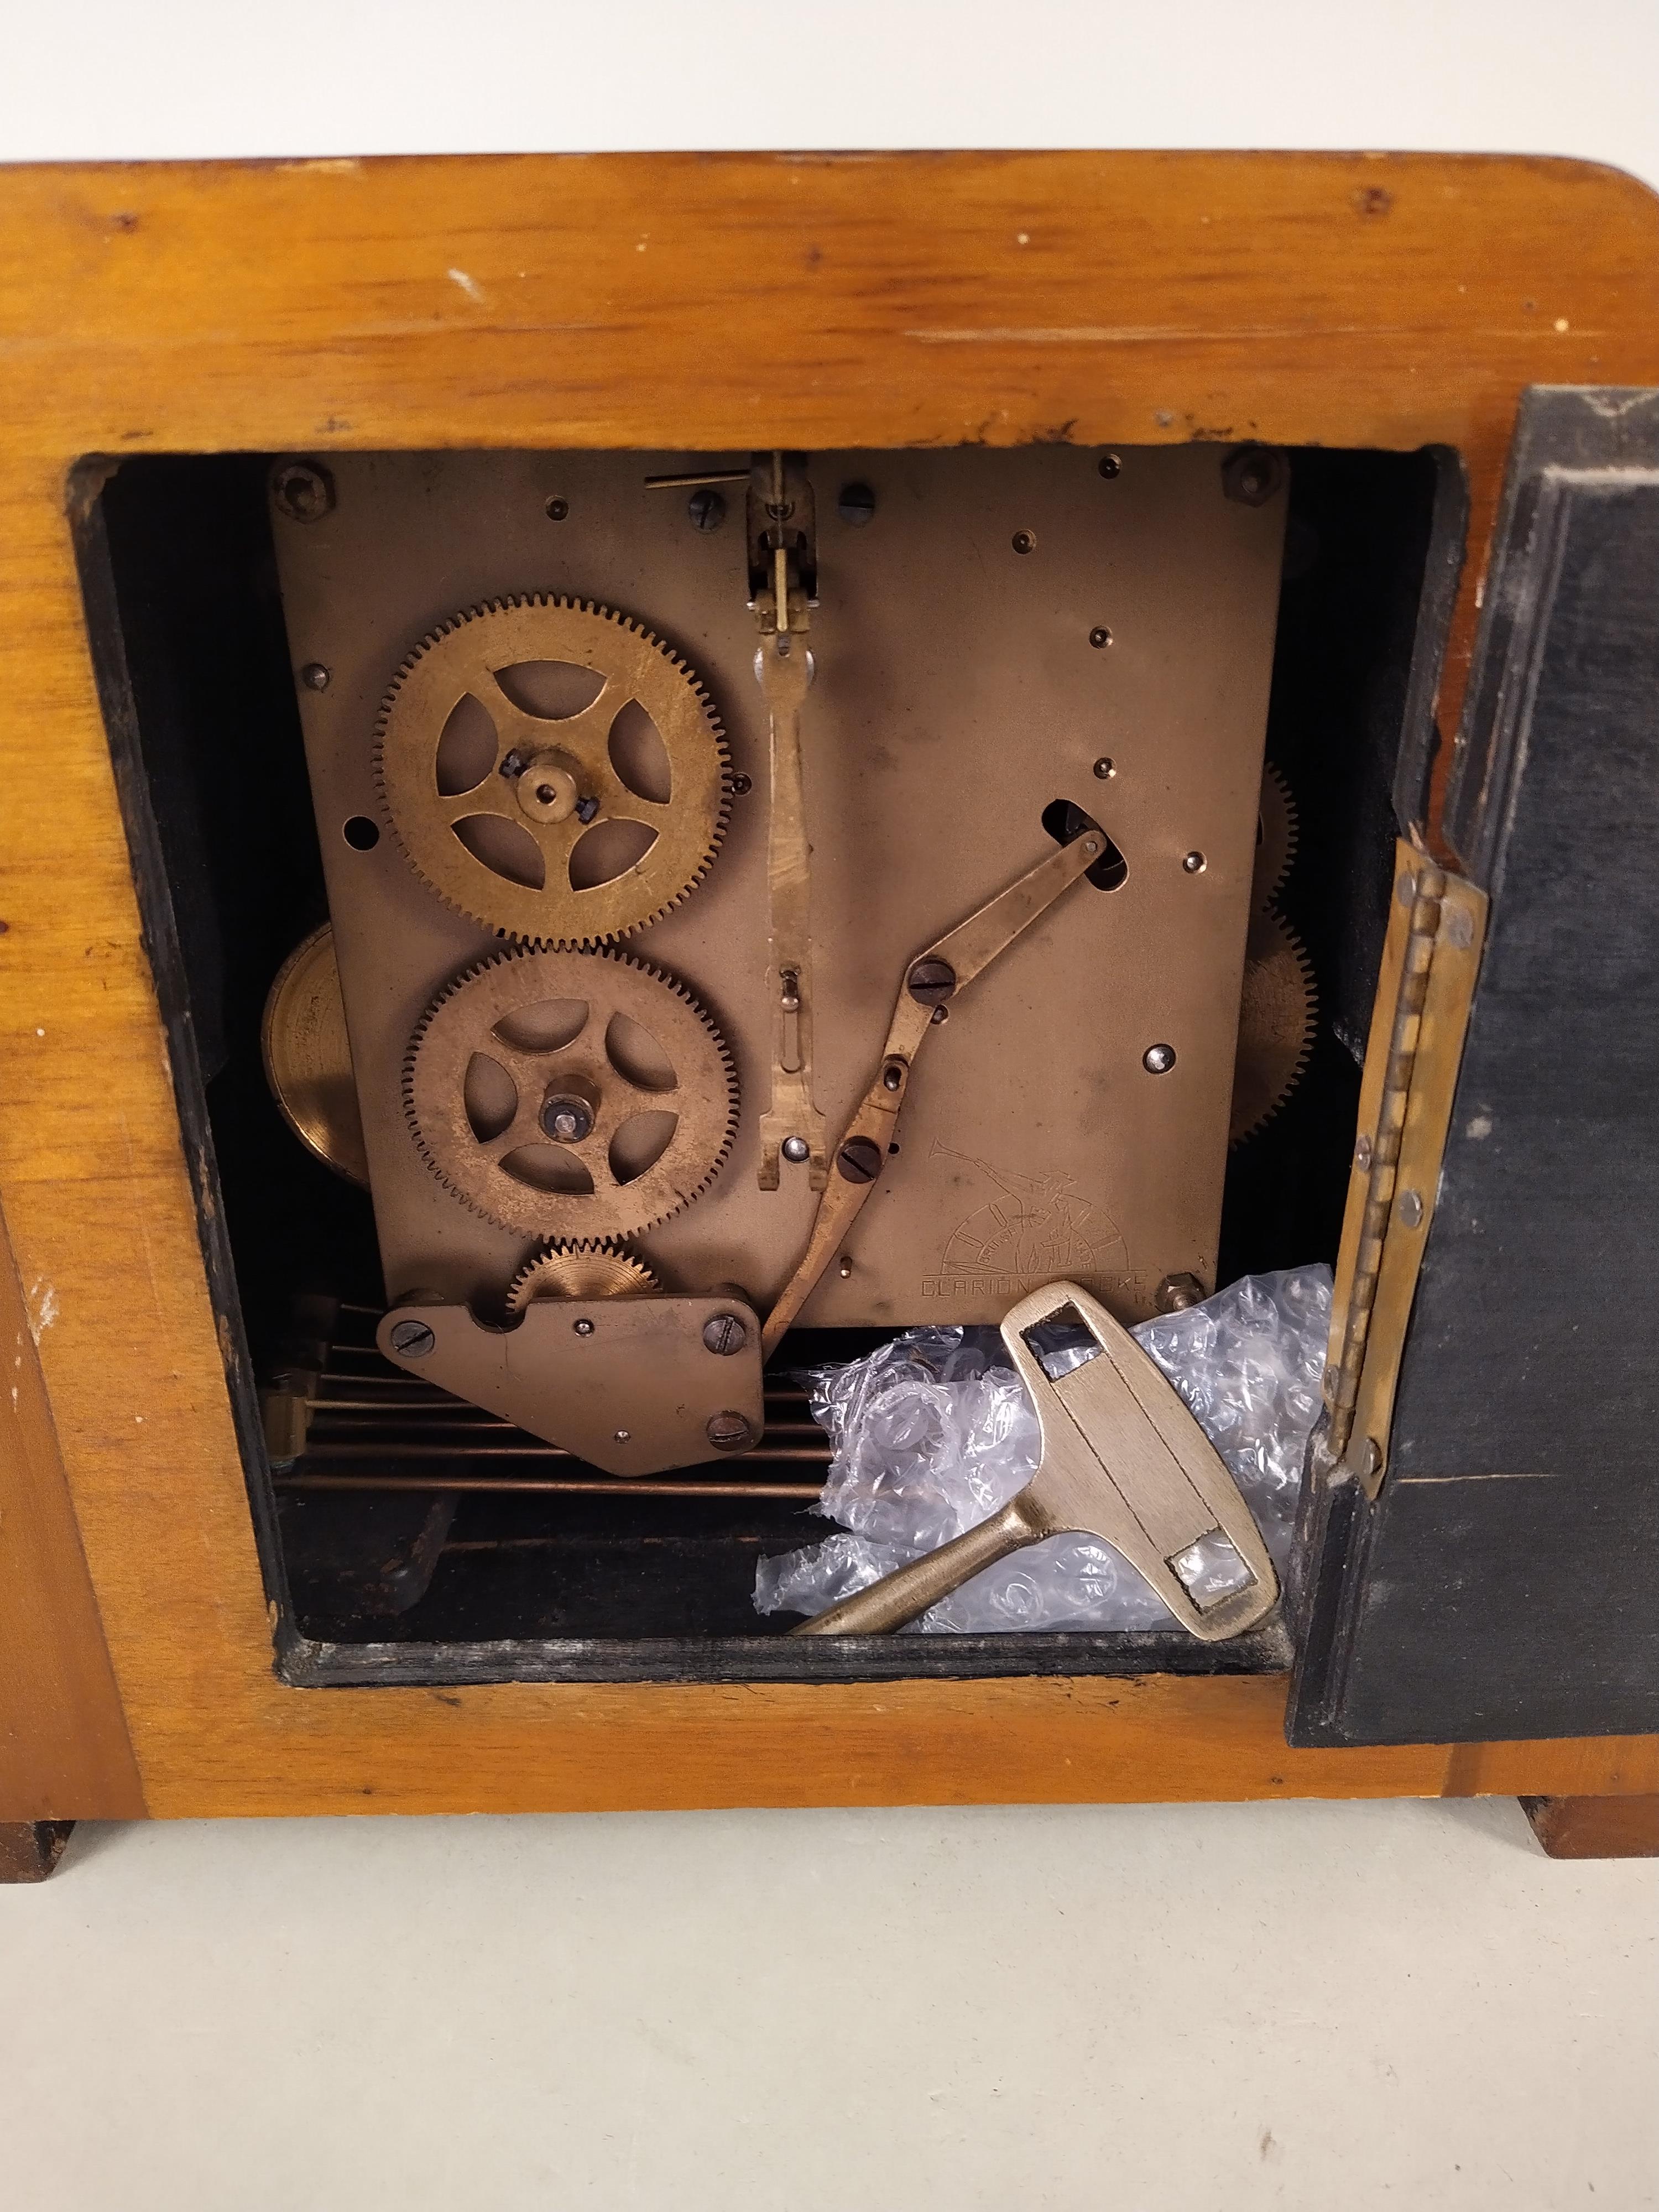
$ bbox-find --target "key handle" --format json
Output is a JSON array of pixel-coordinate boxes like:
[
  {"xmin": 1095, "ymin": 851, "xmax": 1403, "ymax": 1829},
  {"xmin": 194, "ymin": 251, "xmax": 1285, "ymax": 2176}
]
[
  {"xmin": 1000, "ymin": 1281, "xmax": 1279, "ymax": 1643},
  {"xmin": 792, "ymin": 1280, "xmax": 1279, "ymax": 1639}
]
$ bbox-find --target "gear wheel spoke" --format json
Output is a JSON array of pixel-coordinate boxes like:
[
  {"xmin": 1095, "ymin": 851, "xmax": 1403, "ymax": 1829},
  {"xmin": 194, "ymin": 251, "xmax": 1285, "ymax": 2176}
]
[
  {"xmin": 482, "ymin": 1036, "xmax": 666, "ymax": 1139},
  {"xmin": 375, "ymin": 597, "xmax": 729, "ymax": 945},
  {"xmin": 405, "ymin": 945, "xmax": 738, "ymax": 1238},
  {"xmin": 481, "ymin": 670, "xmax": 619, "ymax": 753},
  {"xmin": 588, "ymin": 757, "xmax": 674, "ymax": 823}
]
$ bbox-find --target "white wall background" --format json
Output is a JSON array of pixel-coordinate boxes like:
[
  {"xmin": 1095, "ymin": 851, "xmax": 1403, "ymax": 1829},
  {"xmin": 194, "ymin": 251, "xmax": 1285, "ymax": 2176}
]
[
  {"xmin": 4, "ymin": 14, "xmax": 1657, "ymax": 2212},
  {"xmin": 2, "ymin": 0, "xmax": 1657, "ymax": 188}
]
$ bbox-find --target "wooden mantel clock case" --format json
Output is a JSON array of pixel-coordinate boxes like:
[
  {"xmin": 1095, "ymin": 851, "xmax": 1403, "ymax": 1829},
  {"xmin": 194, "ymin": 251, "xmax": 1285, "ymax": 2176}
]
[{"xmin": 2, "ymin": 150, "xmax": 1657, "ymax": 1870}]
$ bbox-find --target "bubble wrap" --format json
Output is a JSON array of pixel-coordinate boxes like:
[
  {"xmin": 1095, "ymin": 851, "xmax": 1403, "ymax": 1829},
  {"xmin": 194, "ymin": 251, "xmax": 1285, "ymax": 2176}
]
[{"xmin": 753, "ymin": 1266, "xmax": 1331, "ymax": 1632}]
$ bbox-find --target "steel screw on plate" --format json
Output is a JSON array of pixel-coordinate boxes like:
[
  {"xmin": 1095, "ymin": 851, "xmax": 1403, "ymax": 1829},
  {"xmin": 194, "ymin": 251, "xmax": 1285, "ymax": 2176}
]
[
  {"xmin": 272, "ymin": 461, "xmax": 336, "ymax": 524},
  {"xmin": 906, "ymin": 957, "xmax": 956, "ymax": 1006},
  {"xmin": 573, "ymin": 1317, "xmax": 595, "ymax": 1337},
  {"xmin": 1182, "ymin": 851, "xmax": 1206, "ymax": 874},
  {"xmin": 300, "ymin": 662, "xmax": 331, "ymax": 692},
  {"xmin": 1156, "ymin": 1272, "xmax": 1207, "ymax": 1314},
  {"xmin": 837, "ymin": 482, "xmax": 877, "ymax": 525},
  {"xmin": 1093, "ymin": 757, "xmax": 1116, "ymax": 780},
  {"xmin": 1089, "ymin": 626, "xmax": 1112, "ymax": 649},
  {"xmin": 614, "ymin": 1428, "xmax": 630, "ymax": 1443},
  {"xmin": 1098, "ymin": 454, "xmax": 1121, "ymax": 479},
  {"xmin": 881, "ymin": 1059, "xmax": 906, "ymax": 1092},
  {"xmin": 687, "ymin": 487, "xmax": 726, "ymax": 531},
  {"xmin": 707, "ymin": 1410, "xmax": 755, "ymax": 1452},
  {"xmin": 836, "ymin": 1136, "xmax": 884, "ymax": 1185},
  {"xmin": 1222, "ymin": 444, "xmax": 1286, "ymax": 508},
  {"xmin": 540, "ymin": 1095, "xmax": 594, "ymax": 1143},
  {"xmin": 1011, "ymin": 529, "xmax": 1036, "ymax": 555},
  {"xmin": 731, "ymin": 772, "xmax": 753, "ymax": 796},
  {"xmin": 781, "ymin": 1135, "xmax": 811, "ymax": 1164},
  {"xmin": 546, "ymin": 496, "xmax": 570, "ymax": 521},
  {"xmin": 388, "ymin": 1318, "xmax": 435, "ymax": 1359},
  {"xmin": 702, "ymin": 1312, "xmax": 748, "ymax": 1357},
  {"xmin": 1142, "ymin": 1042, "xmax": 1177, "ymax": 1074}
]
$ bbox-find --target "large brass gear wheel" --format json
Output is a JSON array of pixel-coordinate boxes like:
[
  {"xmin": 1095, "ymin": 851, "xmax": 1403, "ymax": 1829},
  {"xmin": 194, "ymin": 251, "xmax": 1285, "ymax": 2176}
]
[
  {"xmin": 404, "ymin": 946, "xmax": 738, "ymax": 1239},
  {"xmin": 505, "ymin": 1240, "xmax": 659, "ymax": 1314},
  {"xmin": 375, "ymin": 597, "xmax": 730, "ymax": 945},
  {"xmin": 1229, "ymin": 909, "xmax": 1317, "ymax": 1146},
  {"xmin": 260, "ymin": 922, "xmax": 369, "ymax": 1187}
]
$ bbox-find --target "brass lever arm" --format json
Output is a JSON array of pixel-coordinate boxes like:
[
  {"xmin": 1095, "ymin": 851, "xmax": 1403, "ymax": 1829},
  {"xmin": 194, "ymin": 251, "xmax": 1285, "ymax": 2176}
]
[
  {"xmin": 760, "ymin": 827, "xmax": 1103, "ymax": 1355},
  {"xmin": 754, "ymin": 627, "xmax": 826, "ymax": 1187},
  {"xmin": 752, "ymin": 452, "xmax": 828, "ymax": 1190}
]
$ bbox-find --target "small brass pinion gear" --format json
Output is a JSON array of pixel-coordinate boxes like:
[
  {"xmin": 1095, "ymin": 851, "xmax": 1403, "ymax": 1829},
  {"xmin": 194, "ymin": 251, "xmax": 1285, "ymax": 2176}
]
[
  {"xmin": 505, "ymin": 1241, "xmax": 659, "ymax": 1313},
  {"xmin": 404, "ymin": 945, "xmax": 738, "ymax": 1239},
  {"xmin": 374, "ymin": 597, "xmax": 730, "ymax": 945}
]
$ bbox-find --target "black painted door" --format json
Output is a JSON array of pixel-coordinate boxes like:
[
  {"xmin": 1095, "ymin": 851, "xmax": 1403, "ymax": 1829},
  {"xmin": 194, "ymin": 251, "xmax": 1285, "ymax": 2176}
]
[{"xmin": 1288, "ymin": 388, "xmax": 1659, "ymax": 1747}]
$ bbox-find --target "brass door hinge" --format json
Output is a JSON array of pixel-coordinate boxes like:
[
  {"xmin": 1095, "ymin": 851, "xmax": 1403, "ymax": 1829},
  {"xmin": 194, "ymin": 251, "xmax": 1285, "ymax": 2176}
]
[{"xmin": 1322, "ymin": 841, "xmax": 1488, "ymax": 1498}]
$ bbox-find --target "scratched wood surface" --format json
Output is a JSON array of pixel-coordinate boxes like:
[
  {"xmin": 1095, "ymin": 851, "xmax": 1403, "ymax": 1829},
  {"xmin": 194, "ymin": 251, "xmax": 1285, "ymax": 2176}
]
[
  {"xmin": 1, "ymin": 151, "xmax": 1657, "ymax": 1819},
  {"xmin": 0, "ymin": 1214, "xmax": 145, "ymax": 1821}
]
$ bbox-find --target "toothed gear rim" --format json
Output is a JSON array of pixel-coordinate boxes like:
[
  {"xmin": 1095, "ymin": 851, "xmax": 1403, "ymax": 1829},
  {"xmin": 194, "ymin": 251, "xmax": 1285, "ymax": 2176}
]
[
  {"xmin": 1229, "ymin": 909, "xmax": 1317, "ymax": 1147},
  {"xmin": 506, "ymin": 1241, "xmax": 660, "ymax": 1312},
  {"xmin": 404, "ymin": 945, "xmax": 739, "ymax": 1239},
  {"xmin": 1253, "ymin": 761, "xmax": 1298, "ymax": 912},
  {"xmin": 374, "ymin": 596, "xmax": 730, "ymax": 945}
]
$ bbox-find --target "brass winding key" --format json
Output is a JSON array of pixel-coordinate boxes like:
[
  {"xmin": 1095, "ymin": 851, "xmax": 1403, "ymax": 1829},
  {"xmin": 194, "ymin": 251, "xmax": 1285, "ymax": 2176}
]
[{"xmin": 790, "ymin": 1282, "xmax": 1280, "ymax": 1640}]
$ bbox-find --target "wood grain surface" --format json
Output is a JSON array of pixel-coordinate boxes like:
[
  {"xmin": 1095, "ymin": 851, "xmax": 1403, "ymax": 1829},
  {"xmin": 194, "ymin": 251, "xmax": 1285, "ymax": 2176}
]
[
  {"xmin": 1521, "ymin": 1793, "xmax": 1659, "ymax": 1859},
  {"xmin": 0, "ymin": 1218, "xmax": 144, "ymax": 1820},
  {"xmin": 2, "ymin": 151, "xmax": 1657, "ymax": 1817}
]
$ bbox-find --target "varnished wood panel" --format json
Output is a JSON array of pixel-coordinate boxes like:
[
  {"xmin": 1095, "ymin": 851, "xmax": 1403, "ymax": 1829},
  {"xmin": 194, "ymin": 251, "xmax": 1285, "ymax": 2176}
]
[
  {"xmin": 1, "ymin": 152, "xmax": 1656, "ymax": 1817},
  {"xmin": 0, "ymin": 1209, "xmax": 144, "ymax": 1820},
  {"xmin": 1521, "ymin": 1793, "xmax": 1659, "ymax": 1859}
]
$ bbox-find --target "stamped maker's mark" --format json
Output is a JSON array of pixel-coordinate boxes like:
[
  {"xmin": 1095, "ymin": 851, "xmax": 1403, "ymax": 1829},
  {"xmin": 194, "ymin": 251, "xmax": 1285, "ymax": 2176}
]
[{"xmin": 920, "ymin": 1141, "xmax": 1126, "ymax": 1299}]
